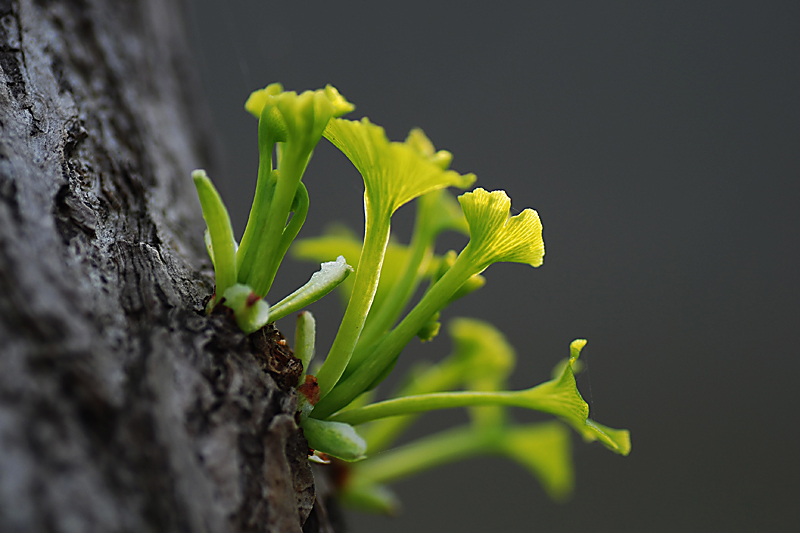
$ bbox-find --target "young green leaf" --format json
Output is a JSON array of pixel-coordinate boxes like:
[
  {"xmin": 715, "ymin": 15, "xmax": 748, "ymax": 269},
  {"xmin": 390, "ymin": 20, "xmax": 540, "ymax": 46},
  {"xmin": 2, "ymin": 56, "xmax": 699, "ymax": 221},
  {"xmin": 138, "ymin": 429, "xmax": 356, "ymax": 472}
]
[
  {"xmin": 571, "ymin": 418, "xmax": 631, "ymax": 456},
  {"xmin": 237, "ymin": 85, "xmax": 354, "ymax": 297},
  {"xmin": 244, "ymin": 82, "xmax": 285, "ymax": 119},
  {"xmin": 295, "ymin": 311, "xmax": 316, "ymax": 384},
  {"xmin": 324, "ymin": 118, "xmax": 475, "ymax": 217},
  {"xmin": 351, "ymin": 188, "xmax": 470, "ymax": 361},
  {"xmin": 300, "ymin": 417, "xmax": 367, "ymax": 462},
  {"xmin": 247, "ymin": 83, "xmax": 354, "ymax": 121},
  {"xmin": 221, "ymin": 284, "xmax": 270, "ymax": 335},
  {"xmin": 458, "ymin": 187, "xmax": 545, "ymax": 270},
  {"xmin": 267, "ymin": 256, "xmax": 353, "ymax": 323},
  {"xmin": 192, "ymin": 170, "xmax": 237, "ymax": 305}
]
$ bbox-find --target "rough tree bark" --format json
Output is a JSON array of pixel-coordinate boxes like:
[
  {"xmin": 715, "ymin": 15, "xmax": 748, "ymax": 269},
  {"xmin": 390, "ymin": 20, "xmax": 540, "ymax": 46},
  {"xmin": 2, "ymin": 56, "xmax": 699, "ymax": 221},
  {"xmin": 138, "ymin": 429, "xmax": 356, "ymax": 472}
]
[{"xmin": 0, "ymin": 1, "xmax": 341, "ymax": 531}]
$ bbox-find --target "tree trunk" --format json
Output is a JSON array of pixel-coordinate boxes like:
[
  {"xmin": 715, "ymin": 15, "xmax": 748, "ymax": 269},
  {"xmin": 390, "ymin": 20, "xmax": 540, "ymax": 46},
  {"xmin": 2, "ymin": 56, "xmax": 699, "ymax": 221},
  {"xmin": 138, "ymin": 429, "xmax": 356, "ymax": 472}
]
[{"xmin": 0, "ymin": 1, "xmax": 340, "ymax": 531}]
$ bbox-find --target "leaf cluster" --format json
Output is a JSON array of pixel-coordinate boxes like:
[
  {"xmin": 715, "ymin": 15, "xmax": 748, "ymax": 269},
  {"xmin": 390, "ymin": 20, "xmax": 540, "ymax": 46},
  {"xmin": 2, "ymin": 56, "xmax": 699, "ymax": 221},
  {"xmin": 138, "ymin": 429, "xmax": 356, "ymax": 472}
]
[{"xmin": 192, "ymin": 83, "xmax": 630, "ymax": 515}]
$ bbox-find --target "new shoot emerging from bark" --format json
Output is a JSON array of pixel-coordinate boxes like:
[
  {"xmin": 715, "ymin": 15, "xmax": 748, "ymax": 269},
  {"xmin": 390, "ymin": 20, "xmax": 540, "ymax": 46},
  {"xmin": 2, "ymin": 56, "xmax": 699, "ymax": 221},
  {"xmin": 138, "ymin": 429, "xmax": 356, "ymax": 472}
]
[{"xmin": 191, "ymin": 83, "xmax": 630, "ymax": 517}]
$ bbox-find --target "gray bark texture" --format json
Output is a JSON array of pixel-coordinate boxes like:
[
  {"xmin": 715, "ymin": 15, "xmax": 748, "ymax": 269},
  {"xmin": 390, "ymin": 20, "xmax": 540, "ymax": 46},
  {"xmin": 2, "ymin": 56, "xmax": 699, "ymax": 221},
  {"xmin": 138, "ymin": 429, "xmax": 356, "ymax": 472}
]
[{"xmin": 0, "ymin": 1, "xmax": 342, "ymax": 531}]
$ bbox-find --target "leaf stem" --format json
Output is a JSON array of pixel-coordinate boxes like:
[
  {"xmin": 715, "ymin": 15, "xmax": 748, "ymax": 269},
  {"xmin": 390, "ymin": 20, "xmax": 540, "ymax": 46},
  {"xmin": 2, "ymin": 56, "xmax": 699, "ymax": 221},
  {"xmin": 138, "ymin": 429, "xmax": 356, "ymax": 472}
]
[
  {"xmin": 327, "ymin": 376, "xmax": 588, "ymax": 426},
  {"xmin": 237, "ymin": 125, "xmax": 276, "ymax": 284},
  {"xmin": 362, "ymin": 356, "xmax": 466, "ymax": 453},
  {"xmin": 352, "ymin": 425, "xmax": 499, "ymax": 487},
  {"xmin": 329, "ymin": 390, "xmax": 518, "ymax": 425},
  {"xmin": 351, "ymin": 219, "xmax": 434, "ymax": 368},
  {"xmin": 314, "ymin": 209, "xmax": 392, "ymax": 398},
  {"xmin": 311, "ymin": 249, "xmax": 477, "ymax": 418},
  {"xmin": 273, "ymin": 181, "xmax": 309, "ymax": 276},
  {"xmin": 245, "ymin": 148, "xmax": 310, "ymax": 296}
]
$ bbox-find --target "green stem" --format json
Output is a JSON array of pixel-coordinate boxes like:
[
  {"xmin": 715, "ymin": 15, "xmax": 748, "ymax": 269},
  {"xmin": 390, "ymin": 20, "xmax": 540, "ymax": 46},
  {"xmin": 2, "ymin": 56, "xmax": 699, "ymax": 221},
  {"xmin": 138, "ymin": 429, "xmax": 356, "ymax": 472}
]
[
  {"xmin": 245, "ymin": 146, "xmax": 310, "ymax": 296},
  {"xmin": 329, "ymin": 390, "xmax": 517, "ymax": 425},
  {"xmin": 314, "ymin": 208, "xmax": 392, "ymax": 398},
  {"xmin": 363, "ymin": 357, "xmax": 466, "ymax": 453},
  {"xmin": 237, "ymin": 125, "xmax": 276, "ymax": 283},
  {"xmin": 265, "ymin": 181, "xmax": 309, "ymax": 293},
  {"xmin": 352, "ymin": 425, "xmax": 500, "ymax": 487},
  {"xmin": 311, "ymin": 248, "xmax": 478, "ymax": 418},
  {"xmin": 350, "ymin": 225, "xmax": 434, "ymax": 371},
  {"xmin": 327, "ymin": 374, "xmax": 587, "ymax": 426}
]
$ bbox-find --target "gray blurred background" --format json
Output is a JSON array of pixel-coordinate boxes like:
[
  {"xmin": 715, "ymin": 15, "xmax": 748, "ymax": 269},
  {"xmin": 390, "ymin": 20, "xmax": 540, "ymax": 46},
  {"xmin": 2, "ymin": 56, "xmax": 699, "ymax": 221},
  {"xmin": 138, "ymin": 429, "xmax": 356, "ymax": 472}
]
[{"xmin": 186, "ymin": 1, "xmax": 799, "ymax": 531}]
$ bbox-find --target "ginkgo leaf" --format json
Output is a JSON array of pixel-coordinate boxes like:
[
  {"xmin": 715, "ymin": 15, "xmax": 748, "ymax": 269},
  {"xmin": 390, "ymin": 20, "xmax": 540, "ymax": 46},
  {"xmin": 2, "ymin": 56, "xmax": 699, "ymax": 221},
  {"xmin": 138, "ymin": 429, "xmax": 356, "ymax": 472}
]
[
  {"xmin": 314, "ymin": 119, "xmax": 475, "ymax": 399},
  {"xmin": 459, "ymin": 188, "xmax": 545, "ymax": 270},
  {"xmin": 244, "ymin": 82, "xmax": 285, "ymax": 118},
  {"xmin": 276, "ymin": 90, "xmax": 337, "ymax": 152},
  {"xmin": 405, "ymin": 127, "xmax": 453, "ymax": 170},
  {"xmin": 324, "ymin": 118, "xmax": 475, "ymax": 216},
  {"xmin": 572, "ymin": 418, "xmax": 632, "ymax": 456},
  {"xmin": 325, "ymin": 370, "xmax": 588, "ymax": 427},
  {"xmin": 499, "ymin": 422, "xmax": 574, "ymax": 501},
  {"xmin": 349, "ymin": 188, "xmax": 471, "ymax": 360},
  {"xmin": 449, "ymin": 317, "xmax": 515, "ymax": 386},
  {"xmin": 237, "ymin": 84, "xmax": 354, "ymax": 298},
  {"xmin": 246, "ymin": 83, "xmax": 353, "ymax": 121},
  {"xmin": 515, "ymin": 354, "xmax": 589, "ymax": 427}
]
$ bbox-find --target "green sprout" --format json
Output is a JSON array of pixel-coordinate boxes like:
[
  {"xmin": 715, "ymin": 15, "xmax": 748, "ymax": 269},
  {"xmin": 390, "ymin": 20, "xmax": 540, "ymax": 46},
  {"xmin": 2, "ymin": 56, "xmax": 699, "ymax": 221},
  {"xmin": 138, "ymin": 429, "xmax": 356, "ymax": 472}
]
[
  {"xmin": 192, "ymin": 84, "xmax": 354, "ymax": 322},
  {"xmin": 192, "ymin": 83, "xmax": 630, "ymax": 516}
]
